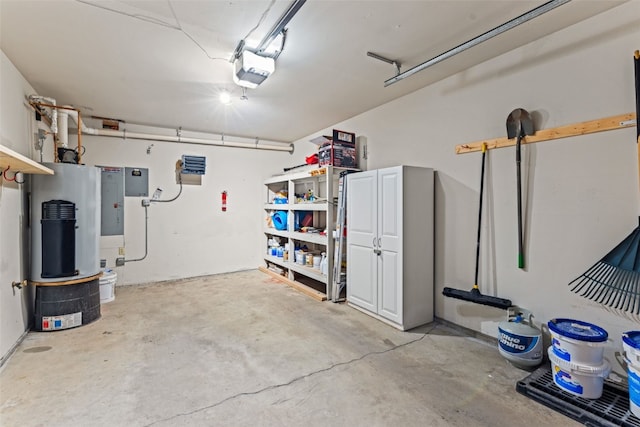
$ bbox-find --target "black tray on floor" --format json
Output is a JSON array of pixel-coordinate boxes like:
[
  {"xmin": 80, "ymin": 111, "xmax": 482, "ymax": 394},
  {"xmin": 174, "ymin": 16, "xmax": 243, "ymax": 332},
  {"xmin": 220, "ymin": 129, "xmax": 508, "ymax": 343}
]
[{"xmin": 516, "ymin": 365, "xmax": 640, "ymax": 427}]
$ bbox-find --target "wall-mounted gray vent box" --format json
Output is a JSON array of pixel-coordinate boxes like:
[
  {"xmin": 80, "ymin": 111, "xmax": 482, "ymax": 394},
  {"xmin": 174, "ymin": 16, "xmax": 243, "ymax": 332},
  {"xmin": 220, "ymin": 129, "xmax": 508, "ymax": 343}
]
[
  {"xmin": 125, "ymin": 167, "xmax": 149, "ymax": 197},
  {"xmin": 181, "ymin": 155, "xmax": 206, "ymax": 175}
]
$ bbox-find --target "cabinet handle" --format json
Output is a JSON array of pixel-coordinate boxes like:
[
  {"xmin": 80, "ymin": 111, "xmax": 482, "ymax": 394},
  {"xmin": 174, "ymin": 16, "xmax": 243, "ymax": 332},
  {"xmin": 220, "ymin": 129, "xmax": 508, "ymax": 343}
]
[
  {"xmin": 372, "ymin": 237, "xmax": 377, "ymax": 247},
  {"xmin": 377, "ymin": 237, "xmax": 381, "ymax": 247}
]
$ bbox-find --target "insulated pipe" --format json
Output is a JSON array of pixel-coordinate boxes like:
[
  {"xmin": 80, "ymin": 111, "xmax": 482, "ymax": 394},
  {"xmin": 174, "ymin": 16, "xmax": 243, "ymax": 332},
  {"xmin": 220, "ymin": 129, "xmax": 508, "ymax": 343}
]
[
  {"xmin": 57, "ymin": 110, "xmax": 69, "ymax": 147},
  {"xmin": 384, "ymin": 0, "xmax": 571, "ymax": 87},
  {"xmin": 30, "ymin": 103, "xmax": 86, "ymax": 161},
  {"xmin": 72, "ymin": 127, "xmax": 295, "ymax": 153},
  {"xmin": 31, "ymin": 100, "xmax": 294, "ymax": 153},
  {"xmin": 28, "ymin": 95, "xmax": 58, "ymax": 134},
  {"xmin": 65, "ymin": 108, "xmax": 91, "ymax": 133}
]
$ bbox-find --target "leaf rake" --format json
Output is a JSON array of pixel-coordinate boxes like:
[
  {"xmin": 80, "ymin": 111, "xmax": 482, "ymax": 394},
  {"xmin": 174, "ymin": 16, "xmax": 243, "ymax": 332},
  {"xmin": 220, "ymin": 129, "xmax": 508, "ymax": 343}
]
[{"xmin": 569, "ymin": 50, "xmax": 640, "ymax": 314}]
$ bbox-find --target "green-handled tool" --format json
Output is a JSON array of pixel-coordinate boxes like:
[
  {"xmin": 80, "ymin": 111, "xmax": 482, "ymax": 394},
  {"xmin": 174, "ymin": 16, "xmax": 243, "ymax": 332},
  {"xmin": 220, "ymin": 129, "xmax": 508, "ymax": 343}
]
[{"xmin": 506, "ymin": 108, "xmax": 535, "ymax": 269}]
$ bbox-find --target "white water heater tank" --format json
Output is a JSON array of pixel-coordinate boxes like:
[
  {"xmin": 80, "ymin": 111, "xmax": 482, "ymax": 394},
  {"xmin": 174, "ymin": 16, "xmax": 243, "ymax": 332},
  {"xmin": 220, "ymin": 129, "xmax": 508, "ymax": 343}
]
[{"xmin": 31, "ymin": 162, "xmax": 101, "ymax": 282}]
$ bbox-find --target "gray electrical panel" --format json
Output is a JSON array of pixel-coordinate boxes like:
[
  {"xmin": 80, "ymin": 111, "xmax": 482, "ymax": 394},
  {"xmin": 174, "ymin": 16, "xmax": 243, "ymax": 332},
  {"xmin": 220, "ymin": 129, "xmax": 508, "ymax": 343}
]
[
  {"xmin": 125, "ymin": 167, "xmax": 148, "ymax": 197},
  {"xmin": 100, "ymin": 167, "xmax": 124, "ymax": 236}
]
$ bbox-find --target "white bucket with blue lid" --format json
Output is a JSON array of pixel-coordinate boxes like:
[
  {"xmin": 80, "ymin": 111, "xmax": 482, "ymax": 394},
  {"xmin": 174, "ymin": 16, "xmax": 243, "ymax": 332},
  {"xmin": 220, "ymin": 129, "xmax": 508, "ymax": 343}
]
[
  {"xmin": 548, "ymin": 318, "xmax": 608, "ymax": 365},
  {"xmin": 547, "ymin": 347, "xmax": 611, "ymax": 399},
  {"xmin": 622, "ymin": 331, "xmax": 640, "ymax": 418},
  {"xmin": 623, "ymin": 331, "xmax": 640, "ymax": 366}
]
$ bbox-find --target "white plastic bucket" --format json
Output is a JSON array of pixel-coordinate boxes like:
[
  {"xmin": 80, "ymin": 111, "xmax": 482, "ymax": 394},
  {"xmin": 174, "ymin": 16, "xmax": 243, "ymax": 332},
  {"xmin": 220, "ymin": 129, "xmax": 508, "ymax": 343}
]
[
  {"xmin": 623, "ymin": 331, "xmax": 640, "ymax": 418},
  {"xmin": 628, "ymin": 361, "xmax": 640, "ymax": 418},
  {"xmin": 547, "ymin": 318, "xmax": 608, "ymax": 365},
  {"xmin": 623, "ymin": 331, "xmax": 640, "ymax": 366},
  {"xmin": 548, "ymin": 347, "xmax": 611, "ymax": 399},
  {"xmin": 99, "ymin": 270, "xmax": 116, "ymax": 303}
]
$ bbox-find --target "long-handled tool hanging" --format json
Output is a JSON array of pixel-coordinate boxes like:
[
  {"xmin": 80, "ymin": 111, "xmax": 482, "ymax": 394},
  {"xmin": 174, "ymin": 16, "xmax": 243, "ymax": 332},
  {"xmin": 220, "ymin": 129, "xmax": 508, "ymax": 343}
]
[
  {"xmin": 506, "ymin": 108, "xmax": 535, "ymax": 269},
  {"xmin": 443, "ymin": 143, "xmax": 513, "ymax": 309},
  {"xmin": 568, "ymin": 51, "xmax": 640, "ymax": 314}
]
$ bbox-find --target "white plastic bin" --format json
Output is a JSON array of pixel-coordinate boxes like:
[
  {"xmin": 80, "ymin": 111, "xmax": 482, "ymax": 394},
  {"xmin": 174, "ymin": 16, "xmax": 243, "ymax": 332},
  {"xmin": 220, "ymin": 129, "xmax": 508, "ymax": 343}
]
[
  {"xmin": 623, "ymin": 331, "xmax": 640, "ymax": 418},
  {"xmin": 547, "ymin": 318, "xmax": 608, "ymax": 365},
  {"xmin": 548, "ymin": 347, "xmax": 611, "ymax": 399},
  {"xmin": 99, "ymin": 270, "xmax": 117, "ymax": 303}
]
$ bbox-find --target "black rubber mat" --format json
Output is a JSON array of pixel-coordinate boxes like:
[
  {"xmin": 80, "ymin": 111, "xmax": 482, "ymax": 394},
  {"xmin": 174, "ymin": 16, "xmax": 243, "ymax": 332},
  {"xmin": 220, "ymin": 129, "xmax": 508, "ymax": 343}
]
[{"xmin": 516, "ymin": 365, "xmax": 640, "ymax": 427}]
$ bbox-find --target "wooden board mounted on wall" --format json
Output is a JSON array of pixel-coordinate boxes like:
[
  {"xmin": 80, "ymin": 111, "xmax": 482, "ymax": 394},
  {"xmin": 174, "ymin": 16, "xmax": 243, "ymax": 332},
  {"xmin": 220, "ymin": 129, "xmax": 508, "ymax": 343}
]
[{"xmin": 455, "ymin": 113, "xmax": 636, "ymax": 155}]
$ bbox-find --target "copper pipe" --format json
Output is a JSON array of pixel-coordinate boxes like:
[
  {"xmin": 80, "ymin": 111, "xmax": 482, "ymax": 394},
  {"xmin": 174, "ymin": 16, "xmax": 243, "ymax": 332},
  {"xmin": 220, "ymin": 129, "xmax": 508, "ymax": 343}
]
[
  {"xmin": 29, "ymin": 102, "xmax": 82, "ymax": 163},
  {"xmin": 53, "ymin": 133, "xmax": 58, "ymax": 162},
  {"xmin": 77, "ymin": 110, "xmax": 83, "ymax": 163},
  {"xmin": 28, "ymin": 102, "xmax": 79, "ymax": 112}
]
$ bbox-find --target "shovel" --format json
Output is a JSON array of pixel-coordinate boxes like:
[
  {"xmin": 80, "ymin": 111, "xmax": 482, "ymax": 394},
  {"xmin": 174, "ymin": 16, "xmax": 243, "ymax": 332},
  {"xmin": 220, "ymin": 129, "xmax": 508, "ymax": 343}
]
[{"xmin": 507, "ymin": 108, "xmax": 535, "ymax": 269}]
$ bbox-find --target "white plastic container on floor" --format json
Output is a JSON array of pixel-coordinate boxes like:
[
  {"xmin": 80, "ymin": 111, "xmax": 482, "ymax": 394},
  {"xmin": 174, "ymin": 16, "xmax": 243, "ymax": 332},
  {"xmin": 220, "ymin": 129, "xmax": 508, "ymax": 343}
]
[
  {"xmin": 622, "ymin": 331, "xmax": 640, "ymax": 418},
  {"xmin": 99, "ymin": 269, "xmax": 117, "ymax": 303},
  {"xmin": 623, "ymin": 331, "xmax": 640, "ymax": 366},
  {"xmin": 547, "ymin": 318, "xmax": 608, "ymax": 365},
  {"xmin": 548, "ymin": 347, "xmax": 611, "ymax": 399}
]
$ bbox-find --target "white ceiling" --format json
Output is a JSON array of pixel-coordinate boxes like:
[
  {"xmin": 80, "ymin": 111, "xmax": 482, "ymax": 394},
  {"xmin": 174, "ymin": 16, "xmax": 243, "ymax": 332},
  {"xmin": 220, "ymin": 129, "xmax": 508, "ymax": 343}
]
[{"xmin": 0, "ymin": 0, "xmax": 626, "ymax": 143}]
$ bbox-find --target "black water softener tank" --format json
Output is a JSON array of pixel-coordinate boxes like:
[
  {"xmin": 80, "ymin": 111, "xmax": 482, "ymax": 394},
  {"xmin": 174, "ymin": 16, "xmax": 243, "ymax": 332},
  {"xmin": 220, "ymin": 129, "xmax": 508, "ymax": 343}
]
[{"xmin": 41, "ymin": 200, "xmax": 76, "ymax": 278}]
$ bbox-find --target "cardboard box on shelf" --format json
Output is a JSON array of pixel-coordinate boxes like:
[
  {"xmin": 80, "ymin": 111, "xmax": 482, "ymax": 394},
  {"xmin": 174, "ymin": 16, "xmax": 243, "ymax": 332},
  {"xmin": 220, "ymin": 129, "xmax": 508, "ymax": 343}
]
[{"xmin": 311, "ymin": 129, "xmax": 357, "ymax": 168}]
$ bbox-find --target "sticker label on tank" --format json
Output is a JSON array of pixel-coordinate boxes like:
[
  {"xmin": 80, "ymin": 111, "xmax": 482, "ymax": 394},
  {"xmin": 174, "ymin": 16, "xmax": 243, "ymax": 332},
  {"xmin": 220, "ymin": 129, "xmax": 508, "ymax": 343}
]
[
  {"xmin": 551, "ymin": 338, "xmax": 571, "ymax": 361},
  {"xmin": 554, "ymin": 367, "xmax": 583, "ymax": 395},
  {"xmin": 629, "ymin": 369, "xmax": 640, "ymax": 404},
  {"xmin": 499, "ymin": 329, "xmax": 540, "ymax": 354},
  {"xmin": 42, "ymin": 313, "xmax": 82, "ymax": 330}
]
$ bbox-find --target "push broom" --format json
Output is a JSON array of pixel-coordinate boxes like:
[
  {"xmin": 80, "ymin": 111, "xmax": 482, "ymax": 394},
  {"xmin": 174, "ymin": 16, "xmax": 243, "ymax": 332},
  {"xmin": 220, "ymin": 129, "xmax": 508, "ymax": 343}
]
[
  {"xmin": 568, "ymin": 51, "xmax": 640, "ymax": 314},
  {"xmin": 443, "ymin": 143, "xmax": 512, "ymax": 309}
]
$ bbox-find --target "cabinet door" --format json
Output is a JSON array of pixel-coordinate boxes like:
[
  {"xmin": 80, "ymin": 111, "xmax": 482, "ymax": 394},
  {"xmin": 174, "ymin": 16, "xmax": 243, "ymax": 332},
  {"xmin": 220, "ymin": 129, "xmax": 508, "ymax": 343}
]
[
  {"xmin": 347, "ymin": 243, "xmax": 378, "ymax": 313},
  {"xmin": 378, "ymin": 249, "xmax": 401, "ymax": 324},
  {"xmin": 377, "ymin": 167, "xmax": 403, "ymax": 324},
  {"xmin": 347, "ymin": 170, "xmax": 377, "ymax": 248},
  {"xmin": 347, "ymin": 170, "xmax": 378, "ymax": 312},
  {"xmin": 378, "ymin": 167, "xmax": 402, "ymax": 252}
]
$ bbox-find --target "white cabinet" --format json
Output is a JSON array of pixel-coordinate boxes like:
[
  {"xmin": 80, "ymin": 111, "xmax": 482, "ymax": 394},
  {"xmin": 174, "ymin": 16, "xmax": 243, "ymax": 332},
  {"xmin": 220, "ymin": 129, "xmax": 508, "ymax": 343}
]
[
  {"xmin": 261, "ymin": 166, "xmax": 349, "ymax": 301},
  {"xmin": 346, "ymin": 166, "xmax": 434, "ymax": 330}
]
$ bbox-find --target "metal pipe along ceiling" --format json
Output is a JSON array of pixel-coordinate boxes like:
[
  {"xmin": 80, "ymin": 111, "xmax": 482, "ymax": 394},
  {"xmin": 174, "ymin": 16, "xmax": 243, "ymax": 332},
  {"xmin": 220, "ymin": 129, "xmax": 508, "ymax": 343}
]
[
  {"xmin": 72, "ymin": 127, "xmax": 295, "ymax": 153},
  {"xmin": 384, "ymin": 0, "xmax": 571, "ymax": 87},
  {"xmin": 31, "ymin": 97, "xmax": 293, "ymax": 153}
]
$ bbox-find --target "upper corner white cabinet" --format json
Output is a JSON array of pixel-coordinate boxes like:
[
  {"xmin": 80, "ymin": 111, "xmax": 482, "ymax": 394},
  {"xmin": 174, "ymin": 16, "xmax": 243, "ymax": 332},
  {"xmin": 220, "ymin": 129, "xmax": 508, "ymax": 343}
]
[{"xmin": 346, "ymin": 165, "xmax": 434, "ymax": 330}]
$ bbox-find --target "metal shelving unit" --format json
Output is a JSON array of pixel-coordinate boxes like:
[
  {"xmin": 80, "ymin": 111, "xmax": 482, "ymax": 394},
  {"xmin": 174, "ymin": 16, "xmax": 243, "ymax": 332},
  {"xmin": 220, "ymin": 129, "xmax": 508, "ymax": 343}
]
[{"xmin": 261, "ymin": 165, "xmax": 352, "ymax": 301}]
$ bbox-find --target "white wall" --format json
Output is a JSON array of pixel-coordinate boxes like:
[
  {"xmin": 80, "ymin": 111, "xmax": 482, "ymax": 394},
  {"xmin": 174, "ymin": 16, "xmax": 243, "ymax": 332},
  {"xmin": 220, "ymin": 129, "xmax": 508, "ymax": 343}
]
[
  {"xmin": 0, "ymin": 52, "xmax": 41, "ymax": 363},
  {"xmin": 81, "ymin": 125, "xmax": 303, "ymax": 285},
  {"xmin": 2, "ymin": 3, "xmax": 638, "ymax": 375},
  {"xmin": 297, "ymin": 2, "xmax": 639, "ymax": 376}
]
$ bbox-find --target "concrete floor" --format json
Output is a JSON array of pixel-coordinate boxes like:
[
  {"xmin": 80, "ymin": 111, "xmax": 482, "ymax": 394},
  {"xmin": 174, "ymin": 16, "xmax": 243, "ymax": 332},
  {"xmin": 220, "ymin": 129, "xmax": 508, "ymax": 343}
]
[{"xmin": 0, "ymin": 270, "xmax": 577, "ymax": 427}]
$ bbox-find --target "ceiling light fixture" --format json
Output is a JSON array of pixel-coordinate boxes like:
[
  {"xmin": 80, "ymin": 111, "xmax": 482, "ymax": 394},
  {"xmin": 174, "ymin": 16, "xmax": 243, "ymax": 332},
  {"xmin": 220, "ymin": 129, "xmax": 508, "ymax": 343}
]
[{"xmin": 219, "ymin": 91, "xmax": 232, "ymax": 105}]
